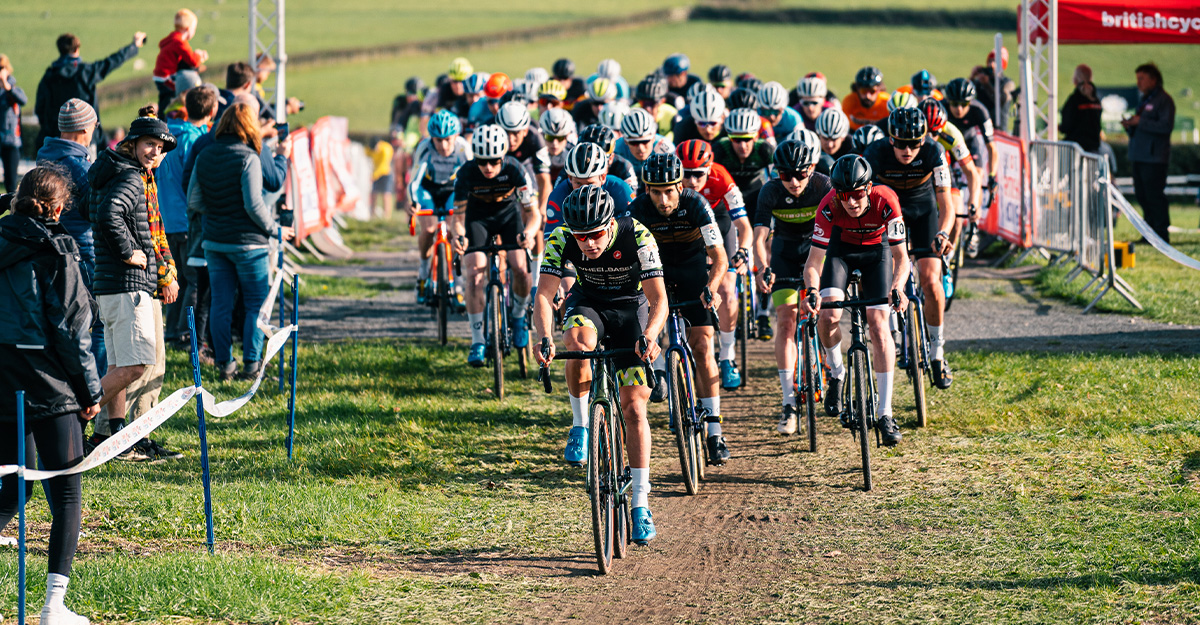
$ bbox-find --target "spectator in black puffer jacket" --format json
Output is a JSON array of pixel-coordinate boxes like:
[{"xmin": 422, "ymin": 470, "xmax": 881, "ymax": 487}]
[{"xmin": 0, "ymin": 167, "xmax": 102, "ymax": 625}]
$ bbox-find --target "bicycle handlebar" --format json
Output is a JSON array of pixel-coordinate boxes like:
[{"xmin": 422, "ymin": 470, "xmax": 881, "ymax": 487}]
[
  {"xmin": 554, "ymin": 348, "xmax": 637, "ymax": 359},
  {"xmin": 668, "ymin": 299, "xmax": 707, "ymax": 310},
  {"xmin": 464, "ymin": 242, "xmax": 527, "ymax": 255},
  {"xmin": 821, "ymin": 295, "xmax": 893, "ymax": 309}
]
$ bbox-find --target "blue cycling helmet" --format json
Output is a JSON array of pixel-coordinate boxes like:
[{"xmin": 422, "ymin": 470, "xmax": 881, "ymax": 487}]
[
  {"xmin": 428, "ymin": 110, "xmax": 462, "ymax": 138},
  {"xmin": 663, "ymin": 53, "xmax": 690, "ymax": 76},
  {"xmin": 463, "ymin": 73, "xmax": 488, "ymax": 95}
]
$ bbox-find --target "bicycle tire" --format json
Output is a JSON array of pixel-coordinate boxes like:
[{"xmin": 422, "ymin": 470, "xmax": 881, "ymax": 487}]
[
  {"xmin": 517, "ymin": 343, "xmax": 529, "ymax": 379},
  {"xmin": 906, "ymin": 303, "xmax": 928, "ymax": 428},
  {"xmin": 739, "ymin": 276, "xmax": 750, "ymax": 385},
  {"xmin": 668, "ymin": 351, "xmax": 700, "ymax": 495},
  {"xmin": 801, "ymin": 322, "xmax": 818, "ymax": 453},
  {"xmin": 945, "ymin": 242, "xmax": 962, "ymax": 313},
  {"xmin": 852, "ymin": 353, "xmax": 873, "ymax": 492},
  {"xmin": 436, "ymin": 242, "xmax": 449, "ymax": 346},
  {"xmin": 612, "ymin": 405, "xmax": 629, "ymax": 560},
  {"xmin": 588, "ymin": 401, "xmax": 615, "ymax": 574},
  {"xmin": 488, "ymin": 283, "xmax": 505, "ymax": 400}
]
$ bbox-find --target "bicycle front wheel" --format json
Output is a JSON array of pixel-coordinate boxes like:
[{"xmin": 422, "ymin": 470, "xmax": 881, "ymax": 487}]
[
  {"xmin": 801, "ymin": 322, "xmax": 819, "ymax": 453},
  {"xmin": 436, "ymin": 241, "xmax": 449, "ymax": 346},
  {"xmin": 488, "ymin": 283, "xmax": 505, "ymax": 400},
  {"xmin": 588, "ymin": 401, "xmax": 616, "ymax": 574},
  {"xmin": 668, "ymin": 351, "xmax": 700, "ymax": 495},
  {"xmin": 739, "ymin": 276, "xmax": 750, "ymax": 385},
  {"xmin": 906, "ymin": 303, "xmax": 927, "ymax": 428},
  {"xmin": 851, "ymin": 354, "xmax": 873, "ymax": 492}
]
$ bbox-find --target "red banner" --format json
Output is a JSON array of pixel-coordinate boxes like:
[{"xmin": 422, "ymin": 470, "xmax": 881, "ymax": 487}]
[
  {"xmin": 287, "ymin": 128, "xmax": 324, "ymax": 242},
  {"xmin": 1059, "ymin": 0, "xmax": 1200, "ymax": 45},
  {"xmin": 982, "ymin": 132, "xmax": 1032, "ymax": 248}
]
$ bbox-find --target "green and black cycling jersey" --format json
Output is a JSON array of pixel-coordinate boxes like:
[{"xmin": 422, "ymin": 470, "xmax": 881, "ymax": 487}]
[
  {"xmin": 753, "ymin": 173, "xmax": 833, "ymax": 242},
  {"xmin": 541, "ymin": 216, "xmax": 664, "ymax": 304},
  {"xmin": 626, "ymin": 188, "xmax": 722, "ymax": 266},
  {"xmin": 453, "ymin": 155, "xmax": 536, "ymax": 219},
  {"xmin": 861, "ymin": 137, "xmax": 951, "ymax": 218},
  {"xmin": 712, "ymin": 138, "xmax": 774, "ymax": 196}
]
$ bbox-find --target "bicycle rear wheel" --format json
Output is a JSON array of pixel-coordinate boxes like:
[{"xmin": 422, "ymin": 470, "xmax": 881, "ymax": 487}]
[
  {"xmin": 436, "ymin": 242, "xmax": 449, "ymax": 346},
  {"xmin": 801, "ymin": 322, "xmax": 819, "ymax": 453},
  {"xmin": 668, "ymin": 351, "xmax": 700, "ymax": 495},
  {"xmin": 906, "ymin": 303, "xmax": 927, "ymax": 428},
  {"xmin": 588, "ymin": 401, "xmax": 616, "ymax": 574},
  {"xmin": 851, "ymin": 354, "xmax": 873, "ymax": 492},
  {"xmin": 488, "ymin": 283, "xmax": 505, "ymax": 400}
]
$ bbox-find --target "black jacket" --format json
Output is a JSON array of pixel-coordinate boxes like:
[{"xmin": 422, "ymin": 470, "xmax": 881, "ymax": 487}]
[
  {"xmin": 34, "ymin": 44, "xmax": 139, "ymax": 147},
  {"xmin": 1060, "ymin": 83, "xmax": 1103, "ymax": 153},
  {"xmin": 88, "ymin": 148, "xmax": 156, "ymax": 295},
  {"xmin": 0, "ymin": 214, "xmax": 103, "ymax": 421}
]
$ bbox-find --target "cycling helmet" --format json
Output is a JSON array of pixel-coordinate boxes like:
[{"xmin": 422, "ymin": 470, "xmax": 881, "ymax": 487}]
[
  {"xmin": 911, "ymin": 69, "xmax": 936, "ymax": 97},
  {"xmin": 505, "ymin": 85, "xmax": 532, "ymax": 105},
  {"xmin": 740, "ymin": 77, "xmax": 764, "ymax": 95},
  {"xmin": 472, "ymin": 125, "xmax": 509, "ymax": 159},
  {"xmin": 587, "ymin": 77, "xmax": 616, "ymax": 102},
  {"xmin": 758, "ymin": 81, "xmax": 788, "ymax": 111},
  {"xmin": 642, "ymin": 152, "xmax": 684, "ymax": 186},
  {"xmin": 796, "ymin": 75, "xmax": 827, "ymax": 100},
  {"xmin": 599, "ymin": 102, "xmax": 628, "ymax": 131},
  {"xmin": 944, "ymin": 77, "xmax": 976, "ymax": 102},
  {"xmin": 663, "ymin": 53, "xmax": 690, "ymax": 76},
  {"xmin": 483, "ymin": 73, "xmax": 512, "ymax": 99},
  {"xmin": 772, "ymin": 138, "xmax": 818, "ymax": 172},
  {"xmin": 676, "ymin": 139, "xmax": 714, "ymax": 170},
  {"xmin": 988, "ymin": 47, "xmax": 1009, "ymax": 71},
  {"xmin": 888, "ymin": 107, "xmax": 927, "ymax": 141},
  {"xmin": 814, "ymin": 108, "xmax": 850, "ymax": 140},
  {"xmin": 829, "ymin": 154, "xmax": 873, "ymax": 192},
  {"xmin": 539, "ymin": 107, "xmax": 574, "ymax": 137},
  {"xmin": 448, "ymin": 57, "xmax": 473, "ymax": 82},
  {"xmin": 525, "ymin": 67, "xmax": 549, "ymax": 85},
  {"xmin": 428, "ymin": 110, "xmax": 462, "ymax": 138},
  {"xmin": 850, "ymin": 124, "xmax": 884, "ymax": 151},
  {"xmin": 735, "ymin": 72, "xmax": 757, "ymax": 88},
  {"xmin": 918, "ymin": 98, "xmax": 948, "ymax": 132},
  {"xmin": 636, "ymin": 75, "xmax": 668, "ymax": 103},
  {"xmin": 787, "ymin": 127, "xmax": 821, "ymax": 154},
  {"xmin": 690, "ymin": 89, "xmax": 726, "ymax": 124},
  {"xmin": 578, "ymin": 124, "xmax": 617, "ymax": 154},
  {"xmin": 687, "ymin": 81, "xmax": 713, "ymax": 105},
  {"xmin": 597, "ymin": 58, "xmax": 621, "ymax": 80},
  {"xmin": 538, "ymin": 80, "xmax": 567, "ymax": 103},
  {"xmin": 708, "ymin": 64, "xmax": 732, "ymax": 85},
  {"xmin": 404, "ymin": 76, "xmax": 425, "ymax": 96},
  {"xmin": 462, "ymin": 72, "xmax": 488, "ymax": 95},
  {"xmin": 728, "ymin": 88, "xmax": 759, "ymax": 111},
  {"xmin": 887, "ymin": 90, "xmax": 917, "ymax": 113},
  {"xmin": 496, "ymin": 101, "xmax": 531, "ymax": 132},
  {"xmin": 552, "ymin": 58, "xmax": 575, "ymax": 80},
  {"xmin": 562, "ymin": 184, "xmax": 615, "ymax": 232},
  {"xmin": 724, "ymin": 107, "xmax": 762, "ymax": 138},
  {"xmin": 854, "ymin": 66, "xmax": 884, "ymax": 89},
  {"xmin": 621, "ymin": 108, "xmax": 656, "ymax": 140},
  {"xmin": 564, "ymin": 142, "xmax": 608, "ymax": 179}
]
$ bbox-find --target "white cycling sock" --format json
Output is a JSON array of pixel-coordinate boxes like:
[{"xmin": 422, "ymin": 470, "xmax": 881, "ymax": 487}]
[
  {"xmin": 699, "ymin": 396, "xmax": 722, "ymax": 435},
  {"xmin": 719, "ymin": 330, "xmax": 736, "ymax": 361},
  {"xmin": 876, "ymin": 370, "xmax": 894, "ymax": 417},
  {"xmin": 825, "ymin": 345, "xmax": 845, "ymax": 380},
  {"xmin": 630, "ymin": 468, "xmax": 651, "ymax": 509},
  {"xmin": 418, "ymin": 257, "xmax": 431, "ymax": 282},
  {"xmin": 569, "ymin": 392, "xmax": 589, "ymax": 428},
  {"xmin": 511, "ymin": 294, "xmax": 530, "ymax": 318},
  {"xmin": 779, "ymin": 369, "xmax": 796, "ymax": 407},
  {"xmin": 928, "ymin": 324, "xmax": 945, "ymax": 360},
  {"xmin": 468, "ymin": 313, "xmax": 484, "ymax": 344},
  {"xmin": 652, "ymin": 350, "xmax": 667, "ymax": 373},
  {"xmin": 44, "ymin": 573, "xmax": 69, "ymax": 611}
]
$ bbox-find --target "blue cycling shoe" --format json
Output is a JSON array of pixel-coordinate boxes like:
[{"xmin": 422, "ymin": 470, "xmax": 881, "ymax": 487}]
[
  {"xmin": 468, "ymin": 343, "xmax": 486, "ymax": 368},
  {"xmin": 631, "ymin": 507, "xmax": 657, "ymax": 545},
  {"xmin": 564, "ymin": 426, "xmax": 588, "ymax": 466},
  {"xmin": 512, "ymin": 316, "xmax": 529, "ymax": 349},
  {"xmin": 416, "ymin": 279, "xmax": 428, "ymax": 305},
  {"xmin": 719, "ymin": 359, "xmax": 742, "ymax": 390}
]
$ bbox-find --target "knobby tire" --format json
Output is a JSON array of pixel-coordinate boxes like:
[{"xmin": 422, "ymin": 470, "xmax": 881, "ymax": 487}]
[
  {"xmin": 852, "ymin": 354, "xmax": 873, "ymax": 492},
  {"xmin": 907, "ymin": 303, "xmax": 928, "ymax": 428},
  {"xmin": 436, "ymin": 242, "xmax": 449, "ymax": 346},
  {"xmin": 588, "ymin": 402, "xmax": 615, "ymax": 574},
  {"xmin": 488, "ymin": 283, "xmax": 504, "ymax": 400},
  {"xmin": 669, "ymin": 352, "xmax": 700, "ymax": 495}
]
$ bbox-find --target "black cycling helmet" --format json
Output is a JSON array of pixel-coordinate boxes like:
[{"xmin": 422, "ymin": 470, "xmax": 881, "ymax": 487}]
[
  {"xmin": 734, "ymin": 72, "xmax": 757, "ymax": 89},
  {"xmin": 740, "ymin": 77, "xmax": 763, "ymax": 95},
  {"xmin": 944, "ymin": 77, "xmax": 976, "ymax": 102},
  {"xmin": 708, "ymin": 64, "xmax": 732, "ymax": 85},
  {"xmin": 888, "ymin": 107, "xmax": 928, "ymax": 141},
  {"xmin": 552, "ymin": 58, "xmax": 575, "ymax": 80},
  {"xmin": 854, "ymin": 66, "xmax": 884, "ymax": 89},
  {"xmin": 562, "ymin": 184, "xmax": 615, "ymax": 232},
  {"xmin": 498, "ymin": 90, "xmax": 528, "ymax": 107},
  {"xmin": 728, "ymin": 87, "xmax": 759, "ymax": 111},
  {"xmin": 434, "ymin": 73, "xmax": 449, "ymax": 89},
  {"xmin": 578, "ymin": 124, "xmax": 617, "ymax": 154},
  {"xmin": 910, "ymin": 69, "xmax": 936, "ymax": 97},
  {"xmin": 772, "ymin": 139, "xmax": 817, "ymax": 173},
  {"xmin": 641, "ymin": 152, "xmax": 683, "ymax": 186},
  {"xmin": 829, "ymin": 155, "xmax": 873, "ymax": 192},
  {"xmin": 636, "ymin": 75, "xmax": 668, "ymax": 102},
  {"xmin": 404, "ymin": 76, "xmax": 425, "ymax": 96}
]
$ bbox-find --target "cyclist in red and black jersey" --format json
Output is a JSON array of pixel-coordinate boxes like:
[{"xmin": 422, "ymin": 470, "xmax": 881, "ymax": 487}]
[{"xmin": 801, "ymin": 155, "xmax": 910, "ymax": 446}]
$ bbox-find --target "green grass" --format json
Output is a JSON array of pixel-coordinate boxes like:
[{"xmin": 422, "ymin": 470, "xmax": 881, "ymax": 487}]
[
  {"xmin": 299, "ymin": 273, "xmax": 398, "ymax": 301},
  {"xmin": 336, "ymin": 214, "xmax": 413, "ymax": 253}
]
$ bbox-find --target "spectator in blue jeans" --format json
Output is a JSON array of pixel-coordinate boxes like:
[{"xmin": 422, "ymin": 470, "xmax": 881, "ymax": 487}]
[{"xmin": 187, "ymin": 100, "xmax": 292, "ymax": 381}]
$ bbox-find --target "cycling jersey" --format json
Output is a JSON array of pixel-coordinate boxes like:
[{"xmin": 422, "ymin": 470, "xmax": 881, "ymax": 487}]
[
  {"xmin": 862, "ymin": 138, "xmax": 950, "ymax": 218},
  {"xmin": 466, "ymin": 99, "xmax": 496, "ymax": 132},
  {"xmin": 509, "ymin": 131, "xmax": 551, "ymax": 176},
  {"xmin": 667, "ymin": 74, "xmax": 703, "ymax": 110},
  {"xmin": 769, "ymin": 107, "xmax": 803, "ymax": 137},
  {"xmin": 812, "ymin": 185, "xmax": 905, "ymax": 249},
  {"xmin": 712, "ymin": 137, "xmax": 773, "ymax": 203},
  {"xmin": 753, "ymin": 173, "xmax": 833, "ymax": 242},
  {"xmin": 842, "ymin": 92, "xmax": 891, "ymax": 130},
  {"xmin": 561, "ymin": 78, "xmax": 587, "ymax": 109},
  {"xmin": 947, "ymin": 100, "xmax": 995, "ymax": 144},
  {"xmin": 693, "ymin": 163, "xmax": 747, "ymax": 233},
  {"xmin": 454, "ymin": 155, "xmax": 536, "ymax": 219},
  {"xmin": 546, "ymin": 175, "xmax": 632, "ymax": 235},
  {"xmin": 614, "ymin": 135, "xmax": 676, "ymax": 175},
  {"xmin": 671, "ymin": 118, "xmax": 727, "ymax": 145},
  {"xmin": 609, "ymin": 154, "xmax": 639, "ymax": 192},
  {"xmin": 409, "ymin": 135, "xmax": 472, "ymax": 208},
  {"xmin": 542, "ymin": 217, "xmax": 663, "ymax": 303},
  {"xmin": 627, "ymin": 188, "xmax": 721, "ymax": 265},
  {"xmin": 570, "ymin": 100, "xmax": 603, "ymax": 128}
]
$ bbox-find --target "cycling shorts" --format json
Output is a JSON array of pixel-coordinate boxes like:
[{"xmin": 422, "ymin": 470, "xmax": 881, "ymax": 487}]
[
  {"xmin": 664, "ymin": 262, "xmax": 716, "ymax": 328},
  {"xmin": 819, "ymin": 242, "xmax": 893, "ymax": 308},
  {"xmin": 903, "ymin": 208, "xmax": 940, "ymax": 260},
  {"xmin": 562, "ymin": 292, "xmax": 651, "ymax": 386},
  {"xmin": 770, "ymin": 236, "xmax": 812, "ymax": 307},
  {"xmin": 466, "ymin": 208, "xmax": 524, "ymax": 251},
  {"xmin": 416, "ymin": 185, "xmax": 455, "ymax": 214}
]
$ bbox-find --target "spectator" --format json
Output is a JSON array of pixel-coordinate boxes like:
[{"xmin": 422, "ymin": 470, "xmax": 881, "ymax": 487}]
[
  {"xmin": 161, "ymin": 69, "xmax": 203, "ymax": 121},
  {"xmin": 1060, "ymin": 64, "xmax": 1103, "ymax": 152},
  {"xmin": 1123, "ymin": 62, "xmax": 1175, "ymax": 244},
  {"xmin": 0, "ymin": 55, "xmax": 28, "ymax": 193},
  {"xmin": 153, "ymin": 8, "xmax": 209, "ymax": 116},
  {"xmin": 0, "ymin": 166, "xmax": 103, "ymax": 625},
  {"xmin": 106, "ymin": 126, "xmax": 126, "ymax": 151},
  {"xmin": 188, "ymin": 101, "xmax": 293, "ymax": 381},
  {"xmin": 250, "ymin": 53, "xmax": 302, "ymax": 124},
  {"xmin": 392, "ymin": 76, "xmax": 425, "ymax": 145},
  {"xmin": 973, "ymin": 47, "xmax": 1016, "ymax": 133},
  {"xmin": 35, "ymin": 31, "xmax": 147, "ymax": 149},
  {"xmin": 366, "ymin": 134, "xmax": 396, "ymax": 220}
]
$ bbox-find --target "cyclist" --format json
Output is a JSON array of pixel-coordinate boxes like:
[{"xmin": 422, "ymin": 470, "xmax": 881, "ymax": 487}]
[
  {"xmin": 391, "ymin": 76, "xmax": 425, "ymax": 149},
  {"xmin": 599, "ymin": 101, "xmax": 629, "ymax": 135},
  {"xmin": 759, "ymin": 81, "xmax": 803, "ymax": 137},
  {"xmin": 708, "ymin": 64, "xmax": 734, "ymax": 100},
  {"xmin": 794, "ymin": 75, "xmax": 834, "ymax": 131},
  {"xmin": 615, "ymin": 108, "xmax": 675, "ymax": 181},
  {"xmin": 634, "ymin": 75, "xmax": 680, "ymax": 143},
  {"xmin": 421, "ymin": 57, "xmax": 473, "ymax": 138},
  {"xmin": 452, "ymin": 125, "xmax": 541, "ymax": 366},
  {"xmin": 906, "ymin": 69, "xmax": 943, "ymax": 102},
  {"xmin": 751, "ymin": 139, "xmax": 833, "ymax": 435},
  {"xmin": 586, "ymin": 58, "xmax": 630, "ymax": 102},
  {"xmin": 409, "ymin": 110, "xmax": 472, "ymax": 305},
  {"xmin": 496, "ymin": 101, "xmax": 553, "ymax": 217},
  {"xmin": 863, "ymin": 107, "xmax": 955, "ymax": 389},
  {"xmin": 676, "ymin": 140, "xmax": 750, "ymax": 390},
  {"xmin": 534, "ymin": 184, "xmax": 668, "ymax": 545},
  {"xmin": 453, "ymin": 72, "xmax": 488, "ymax": 130},
  {"xmin": 467, "ymin": 73, "xmax": 513, "ymax": 133},
  {"xmin": 537, "ymin": 80, "xmax": 568, "ymax": 118},
  {"xmin": 943, "ymin": 78, "xmax": 997, "ymax": 206},
  {"xmin": 849, "ymin": 124, "xmax": 884, "ymax": 155},
  {"xmin": 550, "ymin": 58, "xmax": 587, "ymax": 110},
  {"xmin": 919, "ymin": 98, "xmax": 982, "ymax": 246},
  {"xmin": 578, "ymin": 124, "xmax": 638, "ymax": 192},
  {"xmin": 663, "ymin": 53, "xmax": 702, "ymax": 111},
  {"xmin": 875, "ymin": 90, "xmax": 918, "ymax": 136},
  {"xmin": 672, "ymin": 87, "xmax": 726, "ymax": 145},
  {"xmin": 815, "ymin": 107, "xmax": 852, "ymax": 163},
  {"xmin": 546, "ymin": 142, "xmax": 633, "ymax": 240},
  {"xmin": 842, "ymin": 66, "xmax": 890, "ymax": 131},
  {"xmin": 788, "ymin": 127, "xmax": 828, "ymax": 176},
  {"xmin": 800, "ymin": 154, "xmax": 910, "ymax": 447},
  {"xmin": 572, "ymin": 77, "xmax": 616, "ymax": 128},
  {"xmin": 540, "ymin": 108, "xmax": 576, "ymax": 183}
]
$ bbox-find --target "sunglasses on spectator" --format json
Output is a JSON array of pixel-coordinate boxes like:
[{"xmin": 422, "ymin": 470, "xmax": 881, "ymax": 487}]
[
  {"xmin": 683, "ymin": 168, "xmax": 709, "ymax": 180},
  {"xmin": 572, "ymin": 229, "xmax": 607, "ymax": 242},
  {"xmin": 836, "ymin": 188, "xmax": 870, "ymax": 202},
  {"xmin": 477, "ymin": 158, "xmax": 502, "ymax": 167},
  {"xmin": 626, "ymin": 138, "xmax": 652, "ymax": 146},
  {"xmin": 800, "ymin": 99, "xmax": 823, "ymax": 107},
  {"xmin": 729, "ymin": 136, "xmax": 755, "ymax": 143},
  {"xmin": 891, "ymin": 138, "xmax": 923, "ymax": 150},
  {"xmin": 778, "ymin": 169, "xmax": 810, "ymax": 182},
  {"xmin": 544, "ymin": 134, "xmax": 569, "ymax": 142},
  {"xmin": 696, "ymin": 121, "xmax": 719, "ymax": 128}
]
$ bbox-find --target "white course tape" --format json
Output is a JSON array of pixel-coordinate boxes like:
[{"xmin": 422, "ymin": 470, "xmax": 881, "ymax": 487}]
[{"xmin": 200, "ymin": 324, "xmax": 296, "ymax": 418}]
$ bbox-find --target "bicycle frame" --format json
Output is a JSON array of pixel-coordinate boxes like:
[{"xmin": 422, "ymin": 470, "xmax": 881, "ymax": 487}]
[
  {"xmin": 895, "ymin": 264, "xmax": 930, "ymax": 373},
  {"xmin": 664, "ymin": 304, "xmax": 702, "ymax": 434},
  {"xmin": 410, "ymin": 206, "xmax": 458, "ymax": 304}
]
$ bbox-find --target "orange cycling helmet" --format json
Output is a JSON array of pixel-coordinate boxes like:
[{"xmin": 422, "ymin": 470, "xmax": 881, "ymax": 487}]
[
  {"xmin": 676, "ymin": 139, "xmax": 714, "ymax": 170},
  {"xmin": 484, "ymin": 73, "xmax": 512, "ymax": 99}
]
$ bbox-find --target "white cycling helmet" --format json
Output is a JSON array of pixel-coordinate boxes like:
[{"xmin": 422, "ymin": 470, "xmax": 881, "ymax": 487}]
[
  {"xmin": 690, "ymin": 89, "xmax": 726, "ymax": 124},
  {"xmin": 724, "ymin": 107, "xmax": 762, "ymax": 138},
  {"xmin": 887, "ymin": 90, "xmax": 918, "ymax": 112},
  {"xmin": 525, "ymin": 67, "xmax": 550, "ymax": 86},
  {"xmin": 496, "ymin": 101, "xmax": 531, "ymax": 132},
  {"xmin": 621, "ymin": 108, "xmax": 656, "ymax": 140},
  {"xmin": 787, "ymin": 126, "xmax": 821, "ymax": 153},
  {"xmin": 472, "ymin": 125, "xmax": 509, "ymax": 160},
  {"xmin": 814, "ymin": 107, "xmax": 850, "ymax": 140},
  {"xmin": 686, "ymin": 81, "xmax": 713, "ymax": 105},
  {"xmin": 597, "ymin": 58, "xmax": 621, "ymax": 80},
  {"xmin": 564, "ymin": 142, "xmax": 609, "ymax": 179},
  {"xmin": 758, "ymin": 81, "xmax": 788, "ymax": 111},
  {"xmin": 600, "ymin": 101, "xmax": 629, "ymax": 132},
  {"xmin": 539, "ymin": 107, "xmax": 575, "ymax": 137},
  {"xmin": 796, "ymin": 75, "xmax": 828, "ymax": 100}
]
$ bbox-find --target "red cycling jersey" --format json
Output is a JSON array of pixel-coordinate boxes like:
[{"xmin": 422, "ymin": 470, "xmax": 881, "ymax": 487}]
[
  {"xmin": 812, "ymin": 185, "xmax": 906, "ymax": 249},
  {"xmin": 696, "ymin": 163, "xmax": 747, "ymax": 221}
]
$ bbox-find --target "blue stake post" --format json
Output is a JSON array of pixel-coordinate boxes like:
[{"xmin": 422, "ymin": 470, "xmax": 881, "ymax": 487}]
[
  {"xmin": 286, "ymin": 274, "xmax": 299, "ymax": 459},
  {"xmin": 277, "ymin": 228, "xmax": 287, "ymax": 394},
  {"xmin": 16, "ymin": 390, "xmax": 26, "ymax": 625},
  {"xmin": 187, "ymin": 307, "xmax": 216, "ymax": 553}
]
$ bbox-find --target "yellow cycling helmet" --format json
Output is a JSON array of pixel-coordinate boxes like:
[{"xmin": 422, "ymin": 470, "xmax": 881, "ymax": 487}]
[
  {"xmin": 588, "ymin": 77, "xmax": 615, "ymax": 102},
  {"xmin": 448, "ymin": 57, "xmax": 473, "ymax": 82},
  {"xmin": 538, "ymin": 79, "xmax": 568, "ymax": 102}
]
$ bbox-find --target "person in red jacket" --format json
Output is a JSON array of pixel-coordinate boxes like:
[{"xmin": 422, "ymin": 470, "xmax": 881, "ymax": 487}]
[{"xmin": 153, "ymin": 9, "xmax": 208, "ymax": 115}]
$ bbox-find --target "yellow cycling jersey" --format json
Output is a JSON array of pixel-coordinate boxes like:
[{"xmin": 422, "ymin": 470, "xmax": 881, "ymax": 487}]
[{"xmin": 932, "ymin": 123, "xmax": 971, "ymax": 165}]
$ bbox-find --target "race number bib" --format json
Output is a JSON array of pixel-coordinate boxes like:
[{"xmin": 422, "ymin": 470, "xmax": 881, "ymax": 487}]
[
  {"xmin": 638, "ymin": 243, "xmax": 662, "ymax": 270},
  {"xmin": 887, "ymin": 218, "xmax": 907, "ymax": 240},
  {"xmin": 700, "ymin": 223, "xmax": 722, "ymax": 247}
]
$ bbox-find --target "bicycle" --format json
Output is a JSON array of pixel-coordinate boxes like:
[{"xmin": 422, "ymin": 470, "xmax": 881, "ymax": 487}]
[
  {"xmin": 540, "ymin": 341, "xmax": 650, "ymax": 574},
  {"xmin": 944, "ymin": 205, "xmax": 978, "ymax": 313},
  {"xmin": 663, "ymin": 293, "xmax": 712, "ymax": 496},
  {"xmin": 772, "ymin": 273, "xmax": 823, "ymax": 453},
  {"xmin": 410, "ymin": 204, "xmax": 460, "ymax": 345},
  {"xmin": 733, "ymin": 264, "xmax": 757, "ymax": 388},
  {"xmin": 817, "ymin": 271, "xmax": 895, "ymax": 492},
  {"xmin": 462, "ymin": 236, "xmax": 533, "ymax": 400},
  {"xmin": 893, "ymin": 262, "xmax": 931, "ymax": 428}
]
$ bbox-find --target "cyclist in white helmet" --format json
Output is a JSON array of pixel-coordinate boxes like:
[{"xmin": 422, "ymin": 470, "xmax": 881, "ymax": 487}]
[
  {"xmin": 540, "ymin": 107, "xmax": 577, "ymax": 183},
  {"xmin": 614, "ymin": 107, "xmax": 675, "ymax": 184},
  {"xmin": 815, "ymin": 107, "xmax": 853, "ymax": 163},
  {"xmin": 758, "ymin": 81, "xmax": 803, "ymax": 137},
  {"xmin": 673, "ymin": 85, "xmax": 727, "ymax": 144},
  {"xmin": 496, "ymin": 100, "xmax": 553, "ymax": 218},
  {"xmin": 794, "ymin": 75, "xmax": 834, "ymax": 131},
  {"xmin": 599, "ymin": 101, "xmax": 629, "ymax": 135}
]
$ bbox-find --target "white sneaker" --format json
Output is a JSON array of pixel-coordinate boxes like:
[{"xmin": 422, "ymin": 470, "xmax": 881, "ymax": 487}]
[
  {"xmin": 40, "ymin": 605, "xmax": 90, "ymax": 625},
  {"xmin": 776, "ymin": 404, "xmax": 798, "ymax": 435}
]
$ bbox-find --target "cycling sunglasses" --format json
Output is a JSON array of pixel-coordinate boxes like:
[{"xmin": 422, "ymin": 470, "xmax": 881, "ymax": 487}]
[
  {"xmin": 626, "ymin": 138, "xmax": 653, "ymax": 146},
  {"xmin": 683, "ymin": 168, "xmax": 709, "ymax": 180},
  {"xmin": 729, "ymin": 136, "xmax": 755, "ymax": 143},
  {"xmin": 486, "ymin": 97, "xmax": 502, "ymax": 106},
  {"xmin": 758, "ymin": 107, "xmax": 782, "ymax": 117},
  {"xmin": 696, "ymin": 121, "xmax": 720, "ymax": 128},
  {"xmin": 477, "ymin": 157, "xmax": 502, "ymax": 167},
  {"xmin": 891, "ymin": 138, "xmax": 923, "ymax": 150},
  {"xmin": 778, "ymin": 169, "xmax": 810, "ymax": 182},
  {"xmin": 544, "ymin": 134, "xmax": 570, "ymax": 142},
  {"xmin": 571, "ymin": 229, "xmax": 607, "ymax": 242},
  {"xmin": 836, "ymin": 188, "xmax": 870, "ymax": 202},
  {"xmin": 799, "ymin": 99, "xmax": 823, "ymax": 107},
  {"xmin": 538, "ymin": 97, "xmax": 561, "ymax": 106},
  {"xmin": 637, "ymin": 99, "xmax": 661, "ymax": 108},
  {"xmin": 945, "ymin": 100, "xmax": 971, "ymax": 107}
]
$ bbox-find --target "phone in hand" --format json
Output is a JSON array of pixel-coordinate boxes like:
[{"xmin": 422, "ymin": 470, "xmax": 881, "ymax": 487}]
[{"xmin": 275, "ymin": 122, "xmax": 289, "ymax": 141}]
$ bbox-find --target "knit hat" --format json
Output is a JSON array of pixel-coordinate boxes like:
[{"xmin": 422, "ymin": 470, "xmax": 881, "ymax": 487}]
[
  {"xmin": 125, "ymin": 115, "xmax": 177, "ymax": 152},
  {"xmin": 58, "ymin": 99, "xmax": 97, "ymax": 133},
  {"xmin": 174, "ymin": 69, "xmax": 203, "ymax": 96}
]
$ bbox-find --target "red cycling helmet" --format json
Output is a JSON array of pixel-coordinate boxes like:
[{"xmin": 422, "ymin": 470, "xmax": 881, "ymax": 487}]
[
  {"xmin": 676, "ymin": 139, "xmax": 714, "ymax": 169},
  {"xmin": 484, "ymin": 72, "xmax": 513, "ymax": 99},
  {"xmin": 987, "ymin": 47, "xmax": 1009, "ymax": 71},
  {"xmin": 919, "ymin": 98, "xmax": 948, "ymax": 133}
]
